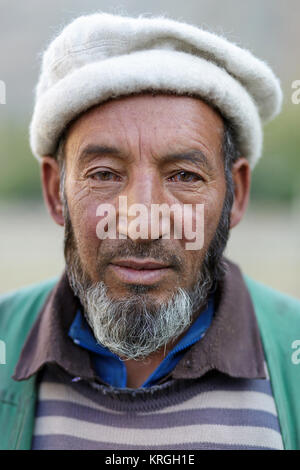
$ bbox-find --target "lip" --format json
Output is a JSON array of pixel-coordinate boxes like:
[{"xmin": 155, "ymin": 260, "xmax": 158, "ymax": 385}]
[
  {"xmin": 109, "ymin": 258, "xmax": 172, "ymax": 284},
  {"xmin": 111, "ymin": 258, "xmax": 170, "ymax": 270}
]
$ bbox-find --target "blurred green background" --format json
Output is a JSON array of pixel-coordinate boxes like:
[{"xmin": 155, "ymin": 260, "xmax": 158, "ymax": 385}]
[{"xmin": 0, "ymin": 0, "xmax": 299, "ymax": 296}]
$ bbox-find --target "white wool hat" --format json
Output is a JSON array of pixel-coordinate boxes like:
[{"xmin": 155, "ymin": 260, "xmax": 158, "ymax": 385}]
[{"xmin": 30, "ymin": 12, "xmax": 283, "ymax": 167}]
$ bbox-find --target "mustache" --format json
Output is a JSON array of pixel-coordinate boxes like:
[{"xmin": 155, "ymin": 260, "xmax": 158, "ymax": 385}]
[
  {"xmin": 63, "ymin": 205, "xmax": 183, "ymax": 277},
  {"xmin": 96, "ymin": 239, "xmax": 183, "ymax": 272}
]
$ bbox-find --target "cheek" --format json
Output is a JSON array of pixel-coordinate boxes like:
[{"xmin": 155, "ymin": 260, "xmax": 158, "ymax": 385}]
[
  {"xmin": 203, "ymin": 203, "xmax": 223, "ymax": 246},
  {"xmin": 70, "ymin": 197, "xmax": 102, "ymax": 267},
  {"xmin": 180, "ymin": 188, "xmax": 225, "ymax": 252},
  {"xmin": 203, "ymin": 181, "xmax": 226, "ymax": 236}
]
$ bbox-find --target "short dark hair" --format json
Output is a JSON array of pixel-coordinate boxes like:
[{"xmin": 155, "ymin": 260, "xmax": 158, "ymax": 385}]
[{"xmin": 222, "ymin": 118, "xmax": 240, "ymax": 214}]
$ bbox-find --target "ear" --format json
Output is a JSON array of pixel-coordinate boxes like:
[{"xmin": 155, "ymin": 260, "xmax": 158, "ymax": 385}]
[
  {"xmin": 230, "ymin": 157, "xmax": 251, "ymax": 229},
  {"xmin": 41, "ymin": 156, "xmax": 64, "ymax": 226}
]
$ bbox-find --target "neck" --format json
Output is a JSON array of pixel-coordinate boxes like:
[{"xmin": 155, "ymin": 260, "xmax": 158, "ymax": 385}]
[{"xmin": 120, "ymin": 328, "xmax": 189, "ymax": 388}]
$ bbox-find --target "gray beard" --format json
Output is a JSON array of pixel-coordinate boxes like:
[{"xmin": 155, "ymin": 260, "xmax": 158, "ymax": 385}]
[{"xmin": 68, "ymin": 262, "xmax": 213, "ymax": 361}]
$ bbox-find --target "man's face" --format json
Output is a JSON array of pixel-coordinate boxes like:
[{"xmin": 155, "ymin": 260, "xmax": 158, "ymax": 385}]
[{"xmin": 63, "ymin": 94, "xmax": 226, "ymax": 305}]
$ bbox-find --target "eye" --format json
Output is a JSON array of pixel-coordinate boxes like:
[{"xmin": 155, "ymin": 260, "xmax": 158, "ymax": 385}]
[
  {"xmin": 168, "ymin": 171, "xmax": 202, "ymax": 183},
  {"xmin": 91, "ymin": 171, "xmax": 122, "ymax": 182}
]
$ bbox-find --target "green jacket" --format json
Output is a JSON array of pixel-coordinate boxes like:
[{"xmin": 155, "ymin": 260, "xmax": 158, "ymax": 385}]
[{"xmin": 0, "ymin": 276, "xmax": 300, "ymax": 450}]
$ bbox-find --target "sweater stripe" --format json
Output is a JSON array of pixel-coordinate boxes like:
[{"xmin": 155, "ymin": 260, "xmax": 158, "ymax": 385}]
[
  {"xmin": 37, "ymin": 381, "xmax": 278, "ymax": 415},
  {"xmin": 32, "ymin": 366, "xmax": 284, "ymax": 450},
  {"xmin": 32, "ymin": 434, "xmax": 280, "ymax": 451},
  {"xmin": 35, "ymin": 400, "xmax": 280, "ymax": 430},
  {"xmin": 33, "ymin": 415, "xmax": 283, "ymax": 448}
]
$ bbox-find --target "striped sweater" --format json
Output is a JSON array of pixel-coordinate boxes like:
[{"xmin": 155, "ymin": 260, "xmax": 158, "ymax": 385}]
[{"xmin": 32, "ymin": 364, "xmax": 283, "ymax": 450}]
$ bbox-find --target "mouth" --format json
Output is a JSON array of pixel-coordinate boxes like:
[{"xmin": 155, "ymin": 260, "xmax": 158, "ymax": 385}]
[{"xmin": 109, "ymin": 258, "xmax": 172, "ymax": 284}]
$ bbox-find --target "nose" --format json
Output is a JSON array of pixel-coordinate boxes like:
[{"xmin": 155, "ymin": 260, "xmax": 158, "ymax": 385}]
[{"xmin": 117, "ymin": 170, "xmax": 166, "ymax": 241}]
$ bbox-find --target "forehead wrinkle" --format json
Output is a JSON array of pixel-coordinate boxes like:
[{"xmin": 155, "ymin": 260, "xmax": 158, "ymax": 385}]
[{"xmin": 123, "ymin": 116, "xmax": 151, "ymax": 164}]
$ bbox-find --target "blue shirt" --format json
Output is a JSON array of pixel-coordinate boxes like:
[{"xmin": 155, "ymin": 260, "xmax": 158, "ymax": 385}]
[{"xmin": 68, "ymin": 296, "xmax": 214, "ymax": 388}]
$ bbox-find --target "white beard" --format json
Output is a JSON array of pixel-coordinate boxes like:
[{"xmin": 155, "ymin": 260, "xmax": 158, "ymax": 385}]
[{"xmin": 68, "ymin": 272, "xmax": 197, "ymax": 360}]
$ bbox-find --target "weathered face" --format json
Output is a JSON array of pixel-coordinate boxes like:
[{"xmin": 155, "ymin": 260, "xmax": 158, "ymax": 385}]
[{"xmin": 62, "ymin": 94, "xmax": 226, "ymax": 304}]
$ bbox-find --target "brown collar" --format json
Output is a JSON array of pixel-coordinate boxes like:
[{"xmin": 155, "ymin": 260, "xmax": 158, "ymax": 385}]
[{"xmin": 13, "ymin": 259, "xmax": 266, "ymax": 383}]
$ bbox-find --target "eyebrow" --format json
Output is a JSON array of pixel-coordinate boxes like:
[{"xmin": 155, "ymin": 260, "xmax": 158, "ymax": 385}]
[
  {"xmin": 77, "ymin": 144, "xmax": 214, "ymax": 172},
  {"xmin": 161, "ymin": 150, "xmax": 214, "ymax": 173},
  {"xmin": 78, "ymin": 144, "xmax": 125, "ymax": 164}
]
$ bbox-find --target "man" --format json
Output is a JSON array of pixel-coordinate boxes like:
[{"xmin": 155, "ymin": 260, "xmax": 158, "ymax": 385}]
[{"xmin": 0, "ymin": 12, "xmax": 299, "ymax": 450}]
